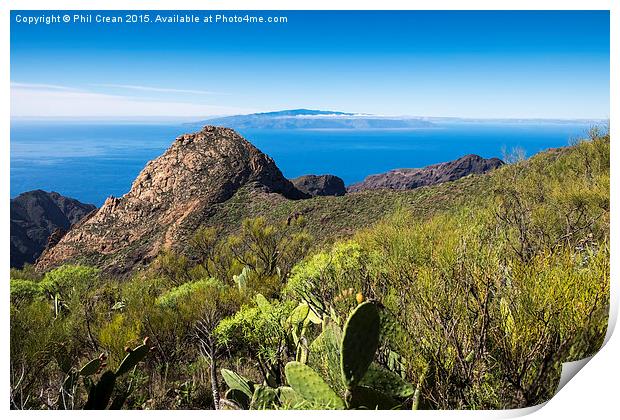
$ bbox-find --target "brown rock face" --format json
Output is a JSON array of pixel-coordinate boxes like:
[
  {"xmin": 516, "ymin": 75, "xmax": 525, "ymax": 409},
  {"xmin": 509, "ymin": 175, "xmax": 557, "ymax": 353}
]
[
  {"xmin": 10, "ymin": 190, "xmax": 96, "ymax": 268},
  {"xmin": 347, "ymin": 154, "xmax": 503, "ymax": 192},
  {"xmin": 36, "ymin": 126, "xmax": 307, "ymax": 274},
  {"xmin": 290, "ymin": 174, "xmax": 346, "ymax": 197}
]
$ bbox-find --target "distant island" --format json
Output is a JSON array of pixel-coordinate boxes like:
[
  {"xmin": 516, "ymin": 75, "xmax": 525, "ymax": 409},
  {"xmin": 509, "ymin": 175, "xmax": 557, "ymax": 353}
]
[
  {"xmin": 192, "ymin": 109, "xmax": 435, "ymax": 130},
  {"xmin": 189, "ymin": 109, "xmax": 608, "ymax": 131}
]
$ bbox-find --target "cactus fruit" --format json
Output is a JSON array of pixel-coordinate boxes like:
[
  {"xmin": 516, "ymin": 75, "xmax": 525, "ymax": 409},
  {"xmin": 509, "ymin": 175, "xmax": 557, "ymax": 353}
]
[
  {"xmin": 285, "ymin": 362, "xmax": 345, "ymax": 409},
  {"xmin": 340, "ymin": 302, "xmax": 380, "ymax": 388},
  {"xmin": 80, "ymin": 357, "xmax": 103, "ymax": 377},
  {"xmin": 359, "ymin": 363, "xmax": 414, "ymax": 399},
  {"xmin": 84, "ymin": 371, "xmax": 116, "ymax": 410},
  {"xmin": 356, "ymin": 293, "xmax": 364, "ymax": 304},
  {"xmin": 221, "ymin": 368, "xmax": 254, "ymax": 398}
]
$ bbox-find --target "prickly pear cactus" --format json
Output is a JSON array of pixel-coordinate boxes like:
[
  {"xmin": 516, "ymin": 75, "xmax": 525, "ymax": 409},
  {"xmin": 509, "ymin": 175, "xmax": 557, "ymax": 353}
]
[
  {"xmin": 285, "ymin": 361, "xmax": 345, "ymax": 409},
  {"xmin": 309, "ymin": 317, "xmax": 344, "ymax": 394},
  {"xmin": 340, "ymin": 301, "xmax": 380, "ymax": 388},
  {"xmin": 80, "ymin": 357, "xmax": 103, "ymax": 377},
  {"xmin": 359, "ymin": 363, "xmax": 414, "ymax": 399},
  {"xmin": 296, "ymin": 337, "xmax": 309, "ymax": 364},
  {"xmin": 84, "ymin": 371, "xmax": 116, "ymax": 410},
  {"xmin": 276, "ymin": 386, "xmax": 304, "ymax": 408},
  {"xmin": 250, "ymin": 385, "xmax": 279, "ymax": 409},
  {"xmin": 116, "ymin": 342, "xmax": 149, "ymax": 377},
  {"xmin": 233, "ymin": 266, "xmax": 250, "ymax": 291}
]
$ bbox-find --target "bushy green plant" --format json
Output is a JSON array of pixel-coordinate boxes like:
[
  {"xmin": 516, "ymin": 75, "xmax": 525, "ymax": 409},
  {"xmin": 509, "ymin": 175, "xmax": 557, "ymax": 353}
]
[
  {"xmin": 10, "ymin": 279, "xmax": 43, "ymax": 304},
  {"xmin": 149, "ymin": 250, "xmax": 193, "ymax": 286},
  {"xmin": 215, "ymin": 294, "xmax": 296, "ymax": 385},
  {"xmin": 39, "ymin": 265, "xmax": 100, "ymax": 297},
  {"xmin": 285, "ymin": 241, "xmax": 370, "ymax": 321}
]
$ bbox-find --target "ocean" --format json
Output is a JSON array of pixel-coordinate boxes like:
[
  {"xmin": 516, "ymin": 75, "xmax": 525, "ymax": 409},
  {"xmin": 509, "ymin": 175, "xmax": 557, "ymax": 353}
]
[{"xmin": 10, "ymin": 120, "xmax": 596, "ymax": 206}]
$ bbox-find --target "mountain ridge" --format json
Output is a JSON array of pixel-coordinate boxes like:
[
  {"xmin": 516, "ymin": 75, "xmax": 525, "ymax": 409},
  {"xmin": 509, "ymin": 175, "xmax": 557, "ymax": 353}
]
[
  {"xmin": 10, "ymin": 190, "xmax": 96, "ymax": 268},
  {"xmin": 347, "ymin": 154, "xmax": 504, "ymax": 192}
]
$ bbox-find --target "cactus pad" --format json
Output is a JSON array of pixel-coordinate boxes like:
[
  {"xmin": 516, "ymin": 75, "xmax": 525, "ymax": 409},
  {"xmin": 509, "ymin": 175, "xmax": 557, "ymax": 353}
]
[
  {"xmin": 116, "ymin": 344, "xmax": 149, "ymax": 376},
  {"xmin": 250, "ymin": 385, "xmax": 279, "ymax": 409},
  {"xmin": 285, "ymin": 361, "xmax": 345, "ymax": 409},
  {"xmin": 360, "ymin": 363, "xmax": 414, "ymax": 398},
  {"xmin": 288, "ymin": 302, "xmax": 310, "ymax": 327},
  {"xmin": 340, "ymin": 302, "xmax": 380, "ymax": 388},
  {"xmin": 84, "ymin": 371, "xmax": 116, "ymax": 410},
  {"xmin": 277, "ymin": 386, "xmax": 305, "ymax": 408},
  {"xmin": 80, "ymin": 357, "xmax": 102, "ymax": 377}
]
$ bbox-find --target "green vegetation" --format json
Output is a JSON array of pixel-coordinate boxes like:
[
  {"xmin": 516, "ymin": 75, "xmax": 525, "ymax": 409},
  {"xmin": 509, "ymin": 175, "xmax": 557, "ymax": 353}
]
[{"xmin": 10, "ymin": 129, "xmax": 609, "ymax": 409}]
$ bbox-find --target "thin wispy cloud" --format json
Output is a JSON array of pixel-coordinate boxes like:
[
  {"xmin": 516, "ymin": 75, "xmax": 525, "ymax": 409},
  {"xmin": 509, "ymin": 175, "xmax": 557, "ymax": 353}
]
[
  {"xmin": 92, "ymin": 84, "xmax": 223, "ymax": 95},
  {"xmin": 11, "ymin": 81, "xmax": 248, "ymax": 117},
  {"xmin": 11, "ymin": 82, "xmax": 82, "ymax": 92}
]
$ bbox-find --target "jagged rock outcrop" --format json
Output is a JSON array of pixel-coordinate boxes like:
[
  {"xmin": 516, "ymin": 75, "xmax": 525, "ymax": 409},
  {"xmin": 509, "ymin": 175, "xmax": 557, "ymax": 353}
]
[
  {"xmin": 347, "ymin": 154, "xmax": 504, "ymax": 192},
  {"xmin": 10, "ymin": 190, "xmax": 96, "ymax": 268},
  {"xmin": 35, "ymin": 126, "xmax": 308, "ymax": 274},
  {"xmin": 290, "ymin": 174, "xmax": 346, "ymax": 197}
]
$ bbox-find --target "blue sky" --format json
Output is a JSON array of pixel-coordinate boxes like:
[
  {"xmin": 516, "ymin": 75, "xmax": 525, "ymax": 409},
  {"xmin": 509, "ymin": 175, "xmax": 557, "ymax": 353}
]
[{"xmin": 10, "ymin": 10, "xmax": 609, "ymax": 119}]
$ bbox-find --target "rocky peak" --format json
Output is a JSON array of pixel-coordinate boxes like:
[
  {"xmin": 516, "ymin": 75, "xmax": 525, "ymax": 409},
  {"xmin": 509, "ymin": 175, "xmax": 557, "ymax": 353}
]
[{"xmin": 36, "ymin": 126, "xmax": 307, "ymax": 274}]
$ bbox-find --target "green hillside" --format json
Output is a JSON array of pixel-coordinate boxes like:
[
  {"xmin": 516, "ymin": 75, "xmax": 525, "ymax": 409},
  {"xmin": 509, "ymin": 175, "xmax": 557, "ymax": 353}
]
[{"xmin": 10, "ymin": 129, "xmax": 609, "ymax": 410}]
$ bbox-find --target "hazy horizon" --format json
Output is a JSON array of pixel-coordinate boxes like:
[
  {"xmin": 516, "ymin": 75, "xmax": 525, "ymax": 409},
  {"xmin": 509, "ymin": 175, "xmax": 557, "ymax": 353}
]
[{"xmin": 8, "ymin": 111, "xmax": 610, "ymax": 124}]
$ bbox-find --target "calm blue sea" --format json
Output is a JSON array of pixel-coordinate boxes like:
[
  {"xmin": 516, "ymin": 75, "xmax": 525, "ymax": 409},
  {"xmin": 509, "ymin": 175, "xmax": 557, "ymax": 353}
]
[{"xmin": 10, "ymin": 120, "xmax": 595, "ymax": 206}]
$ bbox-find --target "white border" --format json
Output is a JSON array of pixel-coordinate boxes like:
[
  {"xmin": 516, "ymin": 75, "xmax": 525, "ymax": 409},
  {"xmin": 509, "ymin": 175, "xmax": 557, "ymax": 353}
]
[{"xmin": 1, "ymin": 1, "xmax": 615, "ymax": 419}]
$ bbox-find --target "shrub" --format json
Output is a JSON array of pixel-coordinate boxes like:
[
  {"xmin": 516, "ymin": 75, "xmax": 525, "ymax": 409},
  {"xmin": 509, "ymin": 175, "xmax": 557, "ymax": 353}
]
[{"xmin": 10, "ymin": 279, "xmax": 43, "ymax": 304}]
